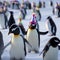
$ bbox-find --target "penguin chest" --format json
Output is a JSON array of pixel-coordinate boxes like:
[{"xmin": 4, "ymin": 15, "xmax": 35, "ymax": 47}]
[
  {"xmin": 46, "ymin": 20, "xmax": 51, "ymax": 30},
  {"xmin": 46, "ymin": 20, "xmax": 52, "ymax": 34},
  {"xmin": 44, "ymin": 46, "xmax": 58, "ymax": 60},
  {"xmin": 26, "ymin": 29, "xmax": 38, "ymax": 49},
  {"xmin": 10, "ymin": 36, "xmax": 25, "ymax": 59},
  {"xmin": 0, "ymin": 14, "xmax": 5, "ymax": 28}
]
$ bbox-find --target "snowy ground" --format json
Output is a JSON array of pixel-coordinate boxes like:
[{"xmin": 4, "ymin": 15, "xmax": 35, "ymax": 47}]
[{"xmin": 0, "ymin": 0, "xmax": 60, "ymax": 60}]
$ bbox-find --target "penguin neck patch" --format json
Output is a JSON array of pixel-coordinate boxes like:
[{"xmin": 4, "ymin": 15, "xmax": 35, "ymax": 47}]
[
  {"xmin": 14, "ymin": 34, "xmax": 20, "ymax": 38},
  {"xmin": 29, "ymin": 28, "xmax": 35, "ymax": 30}
]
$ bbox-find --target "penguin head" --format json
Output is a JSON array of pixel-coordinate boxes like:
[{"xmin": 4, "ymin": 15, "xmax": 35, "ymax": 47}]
[
  {"xmin": 29, "ymin": 14, "xmax": 37, "ymax": 29},
  {"xmin": 10, "ymin": 11, "xmax": 13, "ymax": 15},
  {"xmin": 8, "ymin": 24, "xmax": 20, "ymax": 35},
  {"xmin": 49, "ymin": 37, "xmax": 60, "ymax": 47},
  {"xmin": 47, "ymin": 16, "xmax": 52, "ymax": 20}
]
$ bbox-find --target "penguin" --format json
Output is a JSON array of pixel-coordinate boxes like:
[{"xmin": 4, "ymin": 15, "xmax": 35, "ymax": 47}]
[
  {"xmin": 32, "ymin": 13, "xmax": 39, "ymax": 30},
  {"xmin": 3, "ymin": 5, "xmax": 9, "ymax": 29},
  {"xmin": 50, "ymin": 0, "xmax": 53, "ymax": 7},
  {"xmin": 42, "ymin": 37, "xmax": 60, "ymax": 60},
  {"xmin": 26, "ymin": 16, "xmax": 48, "ymax": 53},
  {"xmin": 39, "ymin": 1, "xmax": 42, "ymax": 8},
  {"xmin": 8, "ymin": 24, "xmax": 32, "ymax": 60},
  {"xmin": 18, "ymin": 16, "xmax": 26, "ymax": 35},
  {"xmin": 56, "ymin": 4, "xmax": 60, "ymax": 17},
  {"xmin": 42, "ymin": 1, "xmax": 45, "ymax": 8},
  {"xmin": 8, "ymin": 11, "xmax": 15, "ymax": 28},
  {"xmin": 34, "ymin": 6, "xmax": 41, "ymax": 21},
  {"xmin": 52, "ymin": 6, "xmax": 55, "ymax": 15},
  {"xmin": 0, "ymin": 3, "xmax": 6, "ymax": 29},
  {"xmin": 46, "ymin": 16, "xmax": 57, "ymax": 36},
  {"xmin": 0, "ymin": 31, "xmax": 4, "ymax": 59}
]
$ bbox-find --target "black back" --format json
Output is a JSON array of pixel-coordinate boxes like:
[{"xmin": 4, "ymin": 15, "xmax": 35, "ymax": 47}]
[
  {"xmin": 43, "ymin": 37, "xmax": 60, "ymax": 58},
  {"xmin": 20, "ymin": 35, "xmax": 27, "ymax": 56},
  {"xmin": 47, "ymin": 16, "xmax": 57, "ymax": 35},
  {"xmin": 8, "ymin": 11, "xmax": 15, "ymax": 28},
  {"xmin": 47, "ymin": 16, "xmax": 56, "ymax": 26},
  {"xmin": 19, "ymin": 23, "xmax": 26, "ymax": 35}
]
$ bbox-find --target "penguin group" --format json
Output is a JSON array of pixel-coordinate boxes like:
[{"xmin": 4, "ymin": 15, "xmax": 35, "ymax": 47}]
[
  {"xmin": 8, "ymin": 11, "xmax": 32, "ymax": 60},
  {"xmin": 0, "ymin": 0, "xmax": 60, "ymax": 60},
  {"xmin": 0, "ymin": 10, "xmax": 60, "ymax": 60}
]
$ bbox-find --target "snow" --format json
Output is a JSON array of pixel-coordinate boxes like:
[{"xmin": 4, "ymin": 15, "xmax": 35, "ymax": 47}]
[{"xmin": 0, "ymin": 0, "xmax": 60, "ymax": 60}]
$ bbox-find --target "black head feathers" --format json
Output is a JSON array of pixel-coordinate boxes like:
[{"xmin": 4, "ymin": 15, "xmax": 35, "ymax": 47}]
[
  {"xmin": 49, "ymin": 37, "xmax": 60, "ymax": 47},
  {"xmin": 10, "ymin": 11, "xmax": 13, "ymax": 15},
  {"xmin": 47, "ymin": 16, "xmax": 52, "ymax": 20},
  {"xmin": 43, "ymin": 37, "xmax": 60, "ymax": 58},
  {"xmin": 44, "ymin": 37, "xmax": 60, "ymax": 53},
  {"xmin": 8, "ymin": 24, "xmax": 20, "ymax": 35},
  {"xmin": 8, "ymin": 11, "xmax": 15, "ymax": 28}
]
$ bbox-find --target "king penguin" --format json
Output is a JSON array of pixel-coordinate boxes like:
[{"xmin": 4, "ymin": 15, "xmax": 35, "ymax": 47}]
[
  {"xmin": 42, "ymin": 37, "xmax": 60, "ymax": 60},
  {"xmin": 26, "ymin": 15, "xmax": 48, "ymax": 53},
  {"xmin": 8, "ymin": 24, "xmax": 32, "ymax": 60}
]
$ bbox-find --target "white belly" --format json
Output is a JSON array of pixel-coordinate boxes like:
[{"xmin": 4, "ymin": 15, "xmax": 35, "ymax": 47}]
[
  {"xmin": 10, "ymin": 35, "xmax": 25, "ymax": 59},
  {"xmin": 0, "ymin": 14, "xmax": 5, "ymax": 29},
  {"xmin": 44, "ymin": 46, "xmax": 58, "ymax": 60},
  {"xmin": 45, "ymin": 20, "xmax": 52, "ymax": 34},
  {"xmin": 26, "ymin": 29, "xmax": 39, "ymax": 51}
]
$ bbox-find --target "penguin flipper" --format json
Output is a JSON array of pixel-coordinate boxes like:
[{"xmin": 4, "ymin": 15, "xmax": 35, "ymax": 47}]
[
  {"xmin": 40, "ymin": 31, "xmax": 48, "ymax": 35},
  {"xmin": 20, "ymin": 35, "xmax": 32, "ymax": 47},
  {"xmin": 24, "ymin": 38, "xmax": 32, "ymax": 47},
  {"xmin": 36, "ymin": 29, "xmax": 48, "ymax": 35},
  {"xmin": 4, "ymin": 41, "xmax": 11, "ymax": 50}
]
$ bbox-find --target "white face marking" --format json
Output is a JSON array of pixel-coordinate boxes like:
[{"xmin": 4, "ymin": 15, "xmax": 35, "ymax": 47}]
[
  {"xmin": 55, "ymin": 40, "xmax": 59, "ymax": 43},
  {"xmin": 12, "ymin": 27, "xmax": 18, "ymax": 31},
  {"xmin": 10, "ymin": 24, "xmax": 16, "ymax": 29}
]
